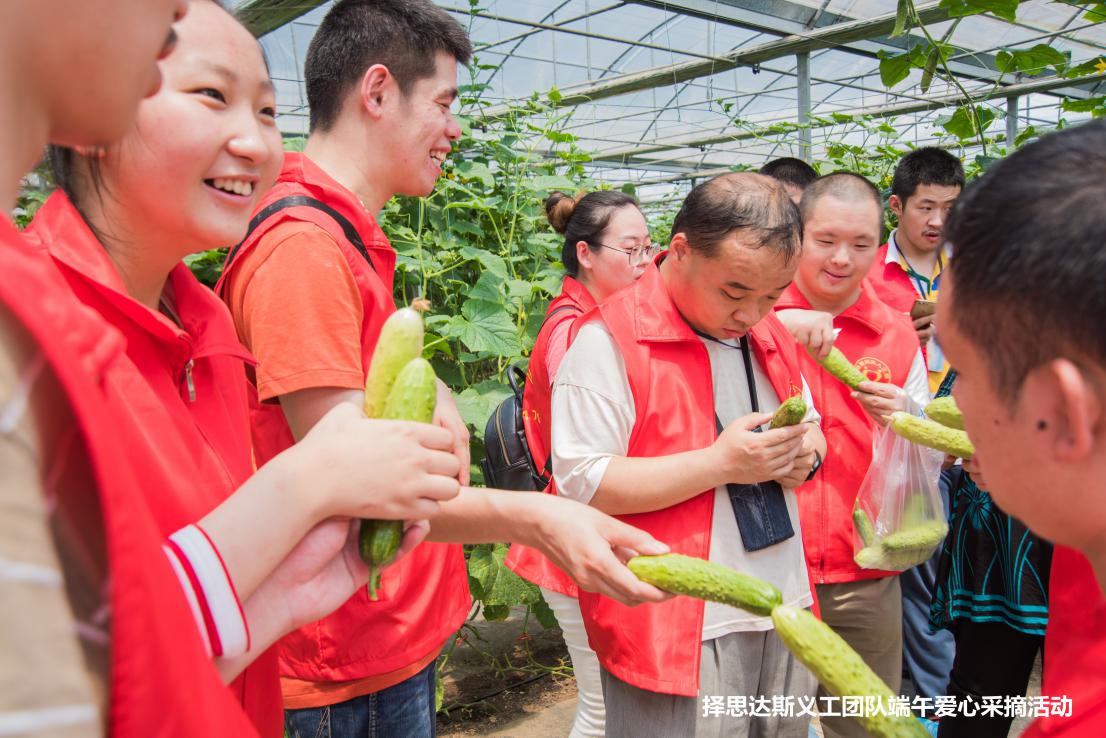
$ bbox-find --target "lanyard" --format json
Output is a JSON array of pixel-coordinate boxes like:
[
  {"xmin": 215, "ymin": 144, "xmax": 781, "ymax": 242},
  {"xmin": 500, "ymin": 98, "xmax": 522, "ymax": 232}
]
[
  {"xmin": 894, "ymin": 235, "xmax": 943, "ymax": 299},
  {"xmin": 694, "ymin": 329, "xmax": 759, "ymax": 416}
]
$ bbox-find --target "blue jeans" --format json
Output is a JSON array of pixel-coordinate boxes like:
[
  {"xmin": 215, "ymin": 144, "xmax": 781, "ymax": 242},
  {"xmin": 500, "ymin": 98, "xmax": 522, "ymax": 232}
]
[{"xmin": 284, "ymin": 660, "xmax": 437, "ymax": 738}]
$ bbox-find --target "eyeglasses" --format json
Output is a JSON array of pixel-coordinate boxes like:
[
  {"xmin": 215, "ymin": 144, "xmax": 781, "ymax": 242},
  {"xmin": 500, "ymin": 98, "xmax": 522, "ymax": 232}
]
[{"xmin": 590, "ymin": 241, "xmax": 662, "ymax": 266}]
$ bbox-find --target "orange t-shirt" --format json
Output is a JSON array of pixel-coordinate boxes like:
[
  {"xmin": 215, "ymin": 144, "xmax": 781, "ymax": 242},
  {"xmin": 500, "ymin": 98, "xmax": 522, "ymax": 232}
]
[
  {"xmin": 225, "ymin": 219, "xmax": 434, "ymax": 706},
  {"xmin": 225, "ymin": 220, "xmax": 365, "ymax": 401}
]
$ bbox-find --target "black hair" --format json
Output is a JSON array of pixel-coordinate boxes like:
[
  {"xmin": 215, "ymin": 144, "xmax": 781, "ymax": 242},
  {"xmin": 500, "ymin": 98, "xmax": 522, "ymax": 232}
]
[
  {"xmin": 759, "ymin": 157, "xmax": 817, "ymax": 191},
  {"xmin": 671, "ymin": 172, "xmax": 801, "ymax": 261},
  {"xmin": 891, "ymin": 147, "xmax": 965, "ymax": 202},
  {"xmin": 945, "ymin": 119, "xmax": 1106, "ymax": 405},
  {"xmin": 545, "ymin": 190, "xmax": 640, "ymax": 278},
  {"xmin": 799, "ymin": 172, "xmax": 884, "ymax": 237},
  {"xmin": 305, "ymin": 0, "xmax": 473, "ymax": 133}
]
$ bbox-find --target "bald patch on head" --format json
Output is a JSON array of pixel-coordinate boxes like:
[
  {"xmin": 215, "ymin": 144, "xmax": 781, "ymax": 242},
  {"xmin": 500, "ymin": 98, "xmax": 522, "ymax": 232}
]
[
  {"xmin": 672, "ymin": 171, "xmax": 802, "ymax": 261},
  {"xmin": 800, "ymin": 172, "xmax": 884, "ymax": 237}
]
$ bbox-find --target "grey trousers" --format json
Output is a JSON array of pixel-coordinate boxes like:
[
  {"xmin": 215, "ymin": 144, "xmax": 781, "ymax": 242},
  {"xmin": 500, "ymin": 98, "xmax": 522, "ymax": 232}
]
[
  {"xmin": 601, "ymin": 628, "xmax": 817, "ymax": 738},
  {"xmin": 816, "ymin": 576, "xmax": 904, "ymax": 738}
]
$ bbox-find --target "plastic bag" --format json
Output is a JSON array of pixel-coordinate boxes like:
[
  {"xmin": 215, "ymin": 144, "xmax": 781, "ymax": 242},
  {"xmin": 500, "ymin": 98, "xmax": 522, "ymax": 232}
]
[{"xmin": 853, "ymin": 420, "xmax": 948, "ymax": 571}]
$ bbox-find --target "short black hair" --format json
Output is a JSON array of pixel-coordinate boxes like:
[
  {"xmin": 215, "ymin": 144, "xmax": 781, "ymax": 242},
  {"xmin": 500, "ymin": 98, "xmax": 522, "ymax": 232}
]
[
  {"xmin": 946, "ymin": 119, "xmax": 1106, "ymax": 405},
  {"xmin": 545, "ymin": 190, "xmax": 640, "ymax": 278},
  {"xmin": 305, "ymin": 0, "xmax": 473, "ymax": 133},
  {"xmin": 800, "ymin": 172, "xmax": 884, "ymax": 238},
  {"xmin": 672, "ymin": 173, "xmax": 801, "ymax": 262},
  {"xmin": 891, "ymin": 147, "xmax": 964, "ymax": 202},
  {"xmin": 760, "ymin": 157, "xmax": 817, "ymax": 191}
]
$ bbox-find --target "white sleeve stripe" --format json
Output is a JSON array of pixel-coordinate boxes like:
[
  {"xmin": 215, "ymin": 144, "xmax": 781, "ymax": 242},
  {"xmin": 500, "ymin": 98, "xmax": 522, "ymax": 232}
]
[
  {"xmin": 167, "ymin": 526, "xmax": 248, "ymax": 659},
  {"xmin": 0, "ymin": 705, "xmax": 99, "ymax": 734},
  {"xmin": 162, "ymin": 544, "xmax": 213, "ymax": 657},
  {"xmin": 0, "ymin": 556, "xmax": 62, "ymax": 586}
]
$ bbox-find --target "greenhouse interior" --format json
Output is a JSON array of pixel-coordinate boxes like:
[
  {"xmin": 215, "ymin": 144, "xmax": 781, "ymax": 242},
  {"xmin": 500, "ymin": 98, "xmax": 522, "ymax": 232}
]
[
  {"xmin": 237, "ymin": 0, "xmax": 1106, "ymax": 209},
  {"xmin": 4, "ymin": 1, "xmax": 1106, "ymax": 736}
]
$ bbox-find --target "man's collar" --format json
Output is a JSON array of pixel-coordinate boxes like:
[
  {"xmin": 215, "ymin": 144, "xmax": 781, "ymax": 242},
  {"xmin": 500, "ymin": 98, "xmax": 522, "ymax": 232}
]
[{"xmin": 886, "ymin": 229, "xmax": 951, "ymax": 267}]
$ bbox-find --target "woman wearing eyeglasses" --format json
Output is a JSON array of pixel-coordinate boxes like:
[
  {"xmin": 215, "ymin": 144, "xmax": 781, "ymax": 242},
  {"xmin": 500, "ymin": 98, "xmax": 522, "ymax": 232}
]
[{"xmin": 506, "ymin": 189, "xmax": 655, "ymax": 738}]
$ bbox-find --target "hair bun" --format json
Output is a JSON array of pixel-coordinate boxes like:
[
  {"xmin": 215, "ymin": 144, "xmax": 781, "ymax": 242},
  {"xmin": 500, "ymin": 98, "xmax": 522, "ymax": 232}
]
[{"xmin": 545, "ymin": 191, "xmax": 582, "ymax": 234}]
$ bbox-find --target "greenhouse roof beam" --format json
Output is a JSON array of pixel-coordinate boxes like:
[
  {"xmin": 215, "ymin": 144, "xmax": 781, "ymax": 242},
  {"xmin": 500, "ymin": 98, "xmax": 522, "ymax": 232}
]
[
  {"xmin": 438, "ymin": 6, "xmax": 733, "ymax": 63},
  {"xmin": 238, "ymin": 0, "xmax": 327, "ymax": 38},
  {"xmin": 476, "ymin": 1, "xmax": 957, "ymax": 119},
  {"xmin": 590, "ymin": 69, "xmax": 1106, "ymax": 165},
  {"xmin": 629, "ymin": 0, "xmax": 1097, "ymax": 98}
]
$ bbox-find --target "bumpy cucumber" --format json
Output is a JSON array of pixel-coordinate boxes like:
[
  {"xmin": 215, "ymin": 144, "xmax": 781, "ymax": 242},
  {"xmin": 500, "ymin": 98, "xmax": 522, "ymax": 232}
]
[
  {"xmin": 815, "ymin": 346, "xmax": 867, "ymax": 390},
  {"xmin": 772, "ymin": 606, "xmax": 929, "ymax": 738},
  {"xmin": 890, "ymin": 412, "xmax": 974, "ymax": 459},
  {"xmin": 924, "ymin": 396, "xmax": 964, "ymax": 430},
  {"xmin": 852, "ymin": 505, "xmax": 877, "ymax": 547},
  {"xmin": 855, "ymin": 544, "xmax": 936, "ymax": 572},
  {"xmin": 359, "ymin": 357, "xmax": 437, "ymax": 599},
  {"xmin": 363, "ymin": 307, "xmax": 425, "ymax": 419},
  {"xmin": 880, "ymin": 521, "xmax": 948, "ymax": 552},
  {"xmin": 628, "ymin": 554, "xmax": 782, "ymax": 617},
  {"xmin": 769, "ymin": 396, "xmax": 807, "ymax": 429}
]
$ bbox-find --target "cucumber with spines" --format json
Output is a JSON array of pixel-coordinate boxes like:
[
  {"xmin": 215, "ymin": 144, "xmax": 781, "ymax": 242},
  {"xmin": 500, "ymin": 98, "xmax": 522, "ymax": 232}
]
[{"xmin": 627, "ymin": 554, "xmax": 782, "ymax": 617}]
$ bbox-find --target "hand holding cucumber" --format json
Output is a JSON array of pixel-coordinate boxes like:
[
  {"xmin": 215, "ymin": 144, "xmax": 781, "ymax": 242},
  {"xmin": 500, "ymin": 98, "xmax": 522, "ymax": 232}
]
[
  {"xmin": 711, "ymin": 412, "xmax": 805, "ymax": 485},
  {"xmin": 521, "ymin": 496, "xmax": 673, "ymax": 607},
  {"xmin": 294, "ymin": 403, "xmax": 461, "ymax": 522}
]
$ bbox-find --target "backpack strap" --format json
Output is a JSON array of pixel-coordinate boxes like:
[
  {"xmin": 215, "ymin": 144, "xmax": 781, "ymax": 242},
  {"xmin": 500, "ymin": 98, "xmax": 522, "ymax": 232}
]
[{"xmin": 225, "ymin": 195, "xmax": 376, "ymax": 272}]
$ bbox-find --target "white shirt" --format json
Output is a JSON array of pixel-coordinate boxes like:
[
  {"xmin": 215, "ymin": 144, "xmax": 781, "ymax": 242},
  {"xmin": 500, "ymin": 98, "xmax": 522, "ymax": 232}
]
[{"xmin": 551, "ymin": 321, "xmax": 817, "ymax": 639}]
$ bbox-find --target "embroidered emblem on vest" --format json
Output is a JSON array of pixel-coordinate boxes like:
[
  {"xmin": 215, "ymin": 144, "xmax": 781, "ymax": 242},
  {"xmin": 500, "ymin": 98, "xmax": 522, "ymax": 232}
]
[{"xmin": 855, "ymin": 356, "xmax": 893, "ymax": 384}]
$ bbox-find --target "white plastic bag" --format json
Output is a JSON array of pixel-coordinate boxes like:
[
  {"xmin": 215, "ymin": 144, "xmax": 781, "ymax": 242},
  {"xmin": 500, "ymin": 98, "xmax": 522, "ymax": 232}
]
[{"xmin": 853, "ymin": 421, "xmax": 948, "ymax": 571}]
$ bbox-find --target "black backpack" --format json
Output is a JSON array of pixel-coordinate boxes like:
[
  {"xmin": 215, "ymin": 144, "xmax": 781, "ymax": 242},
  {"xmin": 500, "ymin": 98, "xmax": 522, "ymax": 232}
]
[
  {"xmin": 480, "ymin": 305, "xmax": 579, "ymax": 491},
  {"xmin": 480, "ymin": 364, "xmax": 548, "ymax": 491}
]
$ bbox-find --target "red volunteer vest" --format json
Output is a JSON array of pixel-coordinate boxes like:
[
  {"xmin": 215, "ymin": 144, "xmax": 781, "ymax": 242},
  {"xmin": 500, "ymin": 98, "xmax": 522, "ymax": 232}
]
[
  {"xmin": 1044, "ymin": 546, "xmax": 1106, "ymax": 694},
  {"xmin": 24, "ymin": 193, "xmax": 281, "ymax": 736},
  {"xmin": 505, "ymin": 276, "xmax": 596, "ymax": 597},
  {"xmin": 775, "ymin": 282, "xmax": 919, "ymax": 584},
  {"xmin": 1021, "ymin": 624, "xmax": 1106, "ymax": 738},
  {"xmin": 575, "ymin": 263, "xmax": 809, "ymax": 696},
  {"xmin": 867, "ymin": 243, "xmax": 920, "ymax": 315},
  {"xmin": 0, "ymin": 221, "xmax": 258, "ymax": 736},
  {"xmin": 216, "ymin": 152, "xmax": 470, "ymax": 682}
]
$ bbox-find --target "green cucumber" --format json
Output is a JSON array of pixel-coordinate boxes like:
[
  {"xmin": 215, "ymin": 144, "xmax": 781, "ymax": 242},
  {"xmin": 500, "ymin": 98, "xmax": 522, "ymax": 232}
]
[
  {"xmin": 815, "ymin": 346, "xmax": 868, "ymax": 390},
  {"xmin": 853, "ymin": 504, "xmax": 877, "ymax": 547},
  {"xmin": 627, "ymin": 553, "xmax": 782, "ymax": 617},
  {"xmin": 769, "ymin": 396, "xmax": 807, "ymax": 429},
  {"xmin": 924, "ymin": 396, "xmax": 964, "ymax": 430},
  {"xmin": 772, "ymin": 606, "xmax": 930, "ymax": 738},
  {"xmin": 890, "ymin": 412, "xmax": 974, "ymax": 459},
  {"xmin": 855, "ymin": 544, "xmax": 936, "ymax": 571},
  {"xmin": 363, "ymin": 307, "xmax": 425, "ymax": 419},
  {"xmin": 880, "ymin": 521, "xmax": 948, "ymax": 552},
  {"xmin": 359, "ymin": 357, "xmax": 437, "ymax": 599}
]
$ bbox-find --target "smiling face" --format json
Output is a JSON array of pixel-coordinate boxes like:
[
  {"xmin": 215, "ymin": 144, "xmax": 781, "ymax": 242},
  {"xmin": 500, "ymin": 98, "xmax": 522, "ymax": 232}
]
[
  {"xmin": 797, "ymin": 194, "xmax": 882, "ymax": 312},
  {"xmin": 667, "ymin": 230, "xmax": 797, "ymax": 340},
  {"xmin": 889, "ymin": 183, "xmax": 960, "ymax": 256},
  {"xmin": 99, "ymin": 0, "xmax": 282, "ymax": 253},
  {"xmin": 381, "ymin": 51, "xmax": 462, "ymax": 198}
]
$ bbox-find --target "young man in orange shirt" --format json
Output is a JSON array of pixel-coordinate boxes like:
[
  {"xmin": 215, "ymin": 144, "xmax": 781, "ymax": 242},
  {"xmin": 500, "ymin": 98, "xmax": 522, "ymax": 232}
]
[
  {"xmin": 936, "ymin": 120, "xmax": 1106, "ymax": 738},
  {"xmin": 869, "ymin": 147, "xmax": 963, "ymax": 395},
  {"xmin": 774, "ymin": 173, "xmax": 929, "ymax": 738},
  {"xmin": 218, "ymin": 1, "xmax": 670, "ymax": 735}
]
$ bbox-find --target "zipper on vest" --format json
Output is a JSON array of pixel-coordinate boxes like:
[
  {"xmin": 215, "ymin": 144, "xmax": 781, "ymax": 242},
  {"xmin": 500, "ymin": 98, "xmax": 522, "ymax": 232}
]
[{"xmin": 184, "ymin": 359, "xmax": 196, "ymax": 403}]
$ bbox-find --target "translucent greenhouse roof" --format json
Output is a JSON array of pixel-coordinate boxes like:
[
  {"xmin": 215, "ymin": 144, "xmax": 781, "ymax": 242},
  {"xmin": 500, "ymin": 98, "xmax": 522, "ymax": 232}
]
[{"xmin": 233, "ymin": 0, "xmax": 1106, "ymax": 203}]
